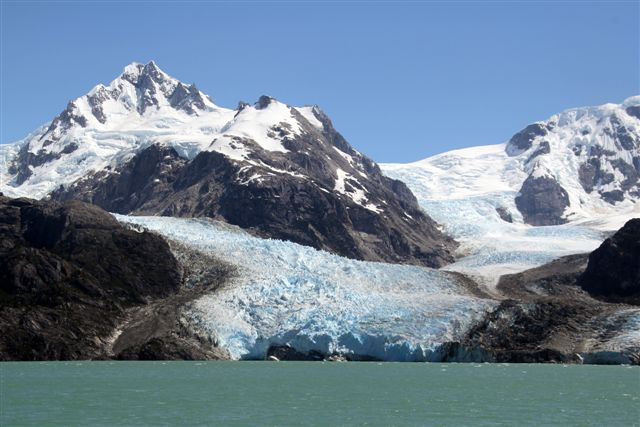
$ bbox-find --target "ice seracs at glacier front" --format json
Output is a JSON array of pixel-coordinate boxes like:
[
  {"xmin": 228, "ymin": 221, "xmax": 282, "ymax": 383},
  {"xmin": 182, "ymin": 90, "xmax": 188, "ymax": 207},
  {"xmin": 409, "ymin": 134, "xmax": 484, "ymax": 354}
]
[
  {"xmin": 1, "ymin": 61, "xmax": 639, "ymax": 362},
  {"xmin": 116, "ymin": 215, "xmax": 495, "ymax": 361}
]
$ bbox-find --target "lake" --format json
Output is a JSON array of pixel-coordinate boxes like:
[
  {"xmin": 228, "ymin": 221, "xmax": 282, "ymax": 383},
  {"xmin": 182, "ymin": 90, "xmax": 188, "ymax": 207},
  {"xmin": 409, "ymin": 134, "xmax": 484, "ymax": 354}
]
[{"xmin": 2, "ymin": 362, "xmax": 639, "ymax": 426}]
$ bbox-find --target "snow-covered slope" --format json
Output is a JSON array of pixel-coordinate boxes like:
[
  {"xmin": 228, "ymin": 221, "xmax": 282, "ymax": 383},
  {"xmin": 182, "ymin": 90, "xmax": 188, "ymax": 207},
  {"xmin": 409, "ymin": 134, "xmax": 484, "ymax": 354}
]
[
  {"xmin": 1, "ymin": 61, "xmax": 455, "ymax": 267},
  {"xmin": 382, "ymin": 97, "xmax": 640, "ymax": 284},
  {"xmin": 385, "ymin": 97, "xmax": 639, "ymax": 222},
  {"xmin": 116, "ymin": 215, "xmax": 495, "ymax": 361},
  {"xmin": 0, "ymin": 61, "xmax": 306, "ymax": 198},
  {"xmin": 0, "ymin": 61, "xmax": 391, "ymax": 208}
]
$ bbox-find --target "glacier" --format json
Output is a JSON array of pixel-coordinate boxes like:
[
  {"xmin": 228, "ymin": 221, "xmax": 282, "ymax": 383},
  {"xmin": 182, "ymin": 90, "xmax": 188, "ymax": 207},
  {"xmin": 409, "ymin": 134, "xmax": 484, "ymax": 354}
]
[
  {"xmin": 98, "ymin": 96, "xmax": 640, "ymax": 362},
  {"xmin": 381, "ymin": 116, "xmax": 640, "ymax": 289},
  {"xmin": 413, "ymin": 192, "xmax": 611, "ymax": 286},
  {"xmin": 115, "ymin": 215, "xmax": 496, "ymax": 361},
  {"xmin": 380, "ymin": 163, "xmax": 612, "ymax": 287}
]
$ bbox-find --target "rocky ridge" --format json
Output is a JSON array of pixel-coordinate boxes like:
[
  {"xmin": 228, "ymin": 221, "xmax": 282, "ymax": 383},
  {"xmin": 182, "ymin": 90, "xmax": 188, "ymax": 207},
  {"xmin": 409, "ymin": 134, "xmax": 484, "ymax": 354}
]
[
  {"xmin": 507, "ymin": 99, "xmax": 640, "ymax": 225},
  {"xmin": 0, "ymin": 196, "xmax": 233, "ymax": 360},
  {"xmin": 1, "ymin": 61, "xmax": 455, "ymax": 267},
  {"xmin": 578, "ymin": 218, "xmax": 640, "ymax": 304},
  {"xmin": 382, "ymin": 97, "xmax": 640, "ymax": 228}
]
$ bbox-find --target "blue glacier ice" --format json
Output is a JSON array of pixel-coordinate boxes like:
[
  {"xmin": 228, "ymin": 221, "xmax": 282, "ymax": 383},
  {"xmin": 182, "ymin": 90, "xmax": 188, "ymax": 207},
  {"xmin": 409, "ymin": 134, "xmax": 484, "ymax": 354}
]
[{"xmin": 115, "ymin": 215, "xmax": 496, "ymax": 361}]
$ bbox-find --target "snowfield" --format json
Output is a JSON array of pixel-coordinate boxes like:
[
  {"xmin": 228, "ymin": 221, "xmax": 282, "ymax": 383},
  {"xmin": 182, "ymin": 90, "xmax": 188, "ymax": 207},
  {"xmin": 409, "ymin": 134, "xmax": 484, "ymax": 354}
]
[
  {"xmin": 379, "ymin": 173, "xmax": 625, "ymax": 287},
  {"xmin": 382, "ymin": 96, "xmax": 640, "ymax": 286},
  {"xmin": 115, "ymin": 215, "xmax": 496, "ymax": 361}
]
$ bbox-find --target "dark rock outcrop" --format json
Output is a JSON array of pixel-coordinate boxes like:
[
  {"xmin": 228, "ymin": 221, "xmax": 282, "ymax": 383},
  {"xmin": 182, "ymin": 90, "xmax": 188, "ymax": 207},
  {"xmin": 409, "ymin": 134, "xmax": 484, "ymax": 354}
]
[
  {"xmin": 608, "ymin": 115, "xmax": 638, "ymax": 151},
  {"xmin": 495, "ymin": 206, "xmax": 513, "ymax": 223},
  {"xmin": 116, "ymin": 337, "xmax": 227, "ymax": 361},
  {"xmin": 53, "ymin": 107, "xmax": 456, "ymax": 268},
  {"xmin": 526, "ymin": 140, "xmax": 551, "ymax": 163},
  {"xmin": 460, "ymin": 299, "xmax": 597, "ymax": 363},
  {"xmin": 506, "ymin": 123, "xmax": 553, "ymax": 155},
  {"xmin": 578, "ymin": 218, "xmax": 640, "ymax": 304},
  {"xmin": 51, "ymin": 144, "xmax": 188, "ymax": 215},
  {"xmin": 168, "ymin": 83, "xmax": 207, "ymax": 115},
  {"xmin": 9, "ymin": 141, "xmax": 79, "ymax": 185},
  {"xmin": 515, "ymin": 174, "xmax": 570, "ymax": 226},
  {"xmin": 264, "ymin": 344, "xmax": 382, "ymax": 362},
  {"xmin": 0, "ymin": 196, "xmax": 231, "ymax": 360},
  {"xmin": 445, "ymin": 252, "xmax": 640, "ymax": 364},
  {"xmin": 266, "ymin": 345, "xmax": 325, "ymax": 361},
  {"xmin": 579, "ymin": 158, "xmax": 612, "ymax": 193}
]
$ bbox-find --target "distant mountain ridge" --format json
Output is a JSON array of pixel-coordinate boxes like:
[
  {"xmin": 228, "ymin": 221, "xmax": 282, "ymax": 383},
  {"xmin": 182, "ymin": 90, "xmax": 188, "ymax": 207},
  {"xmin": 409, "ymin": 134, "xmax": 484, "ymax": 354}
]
[
  {"xmin": 383, "ymin": 96, "xmax": 640, "ymax": 227},
  {"xmin": 0, "ymin": 61, "xmax": 455, "ymax": 267}
]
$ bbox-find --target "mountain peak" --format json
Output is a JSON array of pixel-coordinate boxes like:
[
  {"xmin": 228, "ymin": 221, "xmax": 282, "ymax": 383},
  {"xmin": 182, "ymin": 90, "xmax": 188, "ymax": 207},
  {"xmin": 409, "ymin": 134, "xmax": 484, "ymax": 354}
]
[
  {"xmin": 120, "ymin": 62, "xmax": 145, "ymax": 83},
  {"xmin": 256, "ymin": 95, "xmax": 276, "ymax": 109},
  {"xmin": 119, "ymin": 60, "xmax": 174, "ymax": 86},
  {"xmin": 140, "ymin": 60, "xmax": 169, "ymax": 81}
]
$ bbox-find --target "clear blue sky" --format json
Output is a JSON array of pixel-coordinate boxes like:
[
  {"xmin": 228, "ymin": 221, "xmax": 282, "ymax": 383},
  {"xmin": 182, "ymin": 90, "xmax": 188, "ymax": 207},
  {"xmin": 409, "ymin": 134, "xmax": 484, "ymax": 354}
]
[{"xmin": 1, "ymin": 1, "xmax": 638, "ymax": 163}]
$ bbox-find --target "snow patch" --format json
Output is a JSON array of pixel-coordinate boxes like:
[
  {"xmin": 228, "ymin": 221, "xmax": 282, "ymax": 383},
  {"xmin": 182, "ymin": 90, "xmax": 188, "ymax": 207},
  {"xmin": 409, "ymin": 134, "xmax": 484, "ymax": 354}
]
[
  {"xmin": 334, "ymin": 168, "xmax": 381, "ymax": 213},
  {"xmin": 295, "ymin": 106, "xmax": 324, "ymax": 129},
  {"xmin": 216, "ymin": 101, "xmax": 301, "ymax": 154}
]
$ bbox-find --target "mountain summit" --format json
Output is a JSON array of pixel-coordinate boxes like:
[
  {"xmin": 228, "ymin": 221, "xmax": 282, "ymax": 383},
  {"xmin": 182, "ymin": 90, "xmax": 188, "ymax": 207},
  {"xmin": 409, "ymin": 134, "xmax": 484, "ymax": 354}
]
[
  {"xmin": 1, "ymin": 61, "xmax": 455, "ymax": 267},
  {"xmin": 384, "ymin": 96, "xmax": 640, "ymax": 227}
]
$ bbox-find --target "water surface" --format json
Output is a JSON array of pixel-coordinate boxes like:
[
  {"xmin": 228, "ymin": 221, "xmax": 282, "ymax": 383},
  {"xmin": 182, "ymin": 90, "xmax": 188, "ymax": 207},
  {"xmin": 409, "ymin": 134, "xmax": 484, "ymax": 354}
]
[{"xmin": 2, "ymin": 362, "xmax": 639, "ymax": 426}]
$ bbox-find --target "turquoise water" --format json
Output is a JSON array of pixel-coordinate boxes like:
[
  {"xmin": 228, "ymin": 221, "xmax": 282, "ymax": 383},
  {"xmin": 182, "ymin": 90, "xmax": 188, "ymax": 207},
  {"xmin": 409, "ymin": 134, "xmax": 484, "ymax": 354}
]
[{"xmin": 1, "ymin": 362, "xmax": 639, "ymax": 426}]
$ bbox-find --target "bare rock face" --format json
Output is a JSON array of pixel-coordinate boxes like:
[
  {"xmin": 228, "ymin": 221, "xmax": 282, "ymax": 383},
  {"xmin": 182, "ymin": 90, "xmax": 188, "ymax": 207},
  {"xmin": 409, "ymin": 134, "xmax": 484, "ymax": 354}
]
[
  {"xmin": 53, "ymin": 106, "xmax": 457, "ymax": 268},
  {"xmin": 515, "ymin": 174, "xmax": 570, "ymax": 226},
  {"xmin": 0, "ymin": 196, "xmax": 183, "ymax": 360},
  {"xmin": 4, "ymin": 62, "xmax": 456, "ymax": 268},
  {"xmin": 495, "ymin": 206, "xmax": 513, "ymax": 223},
  {"xmin": 506, "ymin": 122, "xmax": 554, "ymax": 156},
  {"xmin": 578, "ymin": 218, "xmax": 640, "ymax": 304},
  {"xmin": 441, "ymin": 251, "xmax": 639, "ymax": 364}
]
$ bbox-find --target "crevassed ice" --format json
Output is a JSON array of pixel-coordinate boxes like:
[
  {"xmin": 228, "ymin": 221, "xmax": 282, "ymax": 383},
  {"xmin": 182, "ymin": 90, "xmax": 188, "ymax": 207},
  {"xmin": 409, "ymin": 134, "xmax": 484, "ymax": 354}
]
[
  {"xmin": 382, "ymin": 164, "xmax": 626, "ymax": 285},
  {"xmin": 382, "ymin": 97, "xmax": 640, "ymax": 284},
  {"xmin": 590, "ymin": 309, "xmax": 640, "ymax": 353},
  {"xmin": 115, "ymin": 215, "xmax": 496, "ymax": 361}
]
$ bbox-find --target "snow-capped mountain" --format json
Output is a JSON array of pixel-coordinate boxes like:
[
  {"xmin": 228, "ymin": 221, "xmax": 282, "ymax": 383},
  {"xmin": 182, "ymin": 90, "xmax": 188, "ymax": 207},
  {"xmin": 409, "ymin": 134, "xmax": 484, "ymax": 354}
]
[
  {"xmin": 385, "ymin": 96, "xmax": 639, "ymax": 226},
  {"xmin": 0, "ymin": 61, "xmax": 454, "ymax": 267},
  {"xmin": 382, "ymin": 97, "xmax": 639, "ymax": 282},
  {"xmin": 1, "ymin": 63, "xmax": 638, "ymax": 364},
  {"xmin": 3, "ymin": 62, "xmax": 231, "ymax": 189}
]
